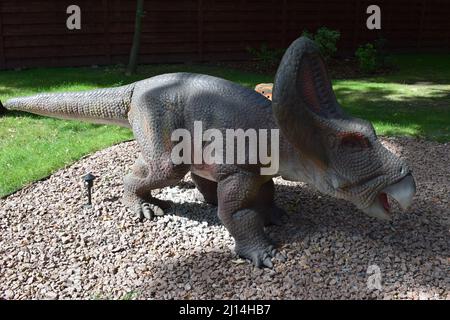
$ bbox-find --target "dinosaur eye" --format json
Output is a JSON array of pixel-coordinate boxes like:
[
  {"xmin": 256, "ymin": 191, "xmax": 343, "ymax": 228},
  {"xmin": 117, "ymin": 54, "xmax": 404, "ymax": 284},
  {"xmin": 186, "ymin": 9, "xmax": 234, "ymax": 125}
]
[{"xmin": 340, "ymin": 133, "xmax": 371, "ymax": 150}]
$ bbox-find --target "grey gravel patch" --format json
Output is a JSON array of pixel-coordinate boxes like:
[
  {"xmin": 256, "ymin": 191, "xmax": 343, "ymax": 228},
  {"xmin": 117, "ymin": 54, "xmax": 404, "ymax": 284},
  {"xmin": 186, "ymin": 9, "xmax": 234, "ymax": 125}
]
[{"xmin": 0, "ymin": 137, "xmax": 448, "ymax": 300}]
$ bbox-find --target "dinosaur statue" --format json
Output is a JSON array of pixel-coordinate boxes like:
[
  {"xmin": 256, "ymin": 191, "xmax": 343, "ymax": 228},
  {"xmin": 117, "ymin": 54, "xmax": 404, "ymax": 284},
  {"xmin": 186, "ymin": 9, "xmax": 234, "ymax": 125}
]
[{"xmin": 0, "ymin": 37, "xmax": 416, "ymax": 268}]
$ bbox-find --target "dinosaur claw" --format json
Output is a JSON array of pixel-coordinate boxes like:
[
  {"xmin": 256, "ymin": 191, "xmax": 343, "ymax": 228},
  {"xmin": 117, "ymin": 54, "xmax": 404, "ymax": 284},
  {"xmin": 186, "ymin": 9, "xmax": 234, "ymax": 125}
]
[
  {"xmin": 133, "ymin": 202, "xmax": 164, "ymax": 221},
  {"xmin": 263, "ymin": 257, "xmax": 273, "ymax": 269},
  {"xmin": 237, "ymin": 243, "xmax": 285, "ymax": 268},
  {"xmin": 275, "ymin": 252, "xmax": 287, "ymax": 262},
  {"xmin": 151, "ymin": 204, "xmax": 165, "ymax": 217},
  {"xmin": 142, "ymin": 203, "xmax": 154, "ymax": 220}
]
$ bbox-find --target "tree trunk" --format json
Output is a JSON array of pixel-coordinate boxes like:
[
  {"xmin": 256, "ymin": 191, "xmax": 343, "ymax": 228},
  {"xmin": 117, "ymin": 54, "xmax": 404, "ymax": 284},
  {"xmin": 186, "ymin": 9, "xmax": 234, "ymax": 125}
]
[{"xmin": 126, "ymin": 0, "xmax": 145, "ymax": 75}]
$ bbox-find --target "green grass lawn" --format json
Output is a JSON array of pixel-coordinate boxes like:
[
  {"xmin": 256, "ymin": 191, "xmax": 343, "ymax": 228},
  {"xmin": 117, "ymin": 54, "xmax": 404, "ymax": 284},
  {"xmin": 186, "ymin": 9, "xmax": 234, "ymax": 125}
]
[
  {"xmin": 1, "ymin": 55, "xmax": 449, "ymax": 197},
  {"xmin": 334, "ymin": 54, "xmax": 450, "ymax": 141}
]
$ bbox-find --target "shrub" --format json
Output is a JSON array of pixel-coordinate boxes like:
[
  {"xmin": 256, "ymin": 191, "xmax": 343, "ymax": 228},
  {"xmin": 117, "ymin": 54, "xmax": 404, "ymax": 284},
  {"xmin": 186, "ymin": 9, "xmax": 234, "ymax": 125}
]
[
  {"xmin": 355, "ymin": 42, "xmax": 388, "ymax": 73},
  {"xmin": 302, "ymin": 27, "xmax": 341, "ymax": 61},
  {"xmin": 246, "ymin": 44, "xmax": 285, "ymax": 68},
  {"xmin": 373, "ymin": 37, "xmax": 393, "ymax": 68},
  {"xmin": 355, "ymin": 37, "xmax": 394, "ymax": 74},
  {"xmin": 355, "ymin": 43, "xmax": 379, "ymax": 73}
]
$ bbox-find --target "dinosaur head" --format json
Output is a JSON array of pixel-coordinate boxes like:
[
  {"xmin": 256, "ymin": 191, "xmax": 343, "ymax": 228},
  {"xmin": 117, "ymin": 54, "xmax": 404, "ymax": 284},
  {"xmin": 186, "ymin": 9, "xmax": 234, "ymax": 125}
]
[{"xmin": 273, "ymin": 37, "xmax": 416, "ymax": 220}]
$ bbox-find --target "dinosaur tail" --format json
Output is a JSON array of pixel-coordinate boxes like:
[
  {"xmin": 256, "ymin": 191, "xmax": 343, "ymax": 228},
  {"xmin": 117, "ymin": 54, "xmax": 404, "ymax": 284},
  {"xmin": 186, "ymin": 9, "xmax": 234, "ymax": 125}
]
[{"xmin": 1, "ymin": 83, "xmax": 135, "ymax": 127}]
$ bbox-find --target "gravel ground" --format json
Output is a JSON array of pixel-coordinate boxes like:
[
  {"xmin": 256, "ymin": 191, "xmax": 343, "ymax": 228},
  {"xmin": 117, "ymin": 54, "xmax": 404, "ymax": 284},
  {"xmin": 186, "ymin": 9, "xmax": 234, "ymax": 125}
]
[{"xmin": 0, "ymin": 137, "xmax": 448, "ymax": 300}]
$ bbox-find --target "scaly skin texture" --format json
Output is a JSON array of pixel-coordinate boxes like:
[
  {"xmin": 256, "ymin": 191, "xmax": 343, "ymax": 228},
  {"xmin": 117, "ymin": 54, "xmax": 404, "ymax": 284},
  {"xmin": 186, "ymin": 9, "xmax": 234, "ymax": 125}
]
[
  {"xmin": 4, "ymin": 84, "xmax": 135, "ymax": 127},
  {"xmin": 2, "ymin": 37, "xmax": 416, "ymax": 268}
]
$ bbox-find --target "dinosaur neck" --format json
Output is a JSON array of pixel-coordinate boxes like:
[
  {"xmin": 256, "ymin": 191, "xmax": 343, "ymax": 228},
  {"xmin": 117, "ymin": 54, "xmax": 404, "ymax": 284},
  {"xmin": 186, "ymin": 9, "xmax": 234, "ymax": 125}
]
[{"xmin": 278, "ymin": 132, "xmax": 327, "ymax": 187}]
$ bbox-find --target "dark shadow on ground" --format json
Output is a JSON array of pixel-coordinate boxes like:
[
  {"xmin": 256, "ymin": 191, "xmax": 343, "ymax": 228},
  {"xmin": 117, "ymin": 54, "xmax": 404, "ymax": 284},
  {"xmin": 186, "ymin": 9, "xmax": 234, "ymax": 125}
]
[
  {"xmin": 140, "ymin": 185, "xmax": 448, "ymax": 298},
  {"xmin": 140, "ymin": 137, "xmax": 449, "ymax": 299}
]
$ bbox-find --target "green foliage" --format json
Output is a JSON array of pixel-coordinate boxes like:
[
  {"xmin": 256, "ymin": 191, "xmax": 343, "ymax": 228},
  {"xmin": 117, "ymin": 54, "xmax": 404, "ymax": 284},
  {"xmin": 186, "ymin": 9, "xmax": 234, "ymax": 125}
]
[
  {"xmin": 355, "ymin": 43, "xmax": 379, "ymax": 73},
  {"xmin": 246, "ymin": 44, "xmax": 285, "ymax": 68},
  {"xmin": 302, "ymin": 27, "xmax": 341, "ymax": 60},
  {"xmin": 355, "ymin": 38, "xmax": 393, "ymax": 74},
  {"xmin": 301, "ymin": 30, "xmax": 314, "ymax": 40}
]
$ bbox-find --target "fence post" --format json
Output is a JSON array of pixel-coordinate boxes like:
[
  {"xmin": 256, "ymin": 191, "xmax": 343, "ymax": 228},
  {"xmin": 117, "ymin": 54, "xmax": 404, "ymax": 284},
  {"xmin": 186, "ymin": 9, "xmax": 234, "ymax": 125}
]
[
  {"xmin": 352, "ymin": 0, "xmax": 361, "ymax": 51},
  {"xmin": 448, "ymin": 2, "xmax": 450, "ymax": 51},
  {"xmin": 197, "ymin": 0, "xmax": 204, "ymax": 61},
  {"xmin": 417, "ymin": 0, "xmax": 427, "ymax": 50},
  {"xmin": 103, "ymin": 0, "xmax": 112, "ymax": 64},
  {"xmin": 282, "ymin": 0, "xmax": 287, "ymax": 47},
  {"xmin": 0, "ymin": 4, "xmax": 5, "ymax": 70}
]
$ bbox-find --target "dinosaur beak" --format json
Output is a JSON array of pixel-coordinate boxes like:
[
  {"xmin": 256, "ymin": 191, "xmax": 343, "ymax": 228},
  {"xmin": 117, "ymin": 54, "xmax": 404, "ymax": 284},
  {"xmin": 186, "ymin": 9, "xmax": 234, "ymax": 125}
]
[{"xmin": 362, "ymin": 174, "xmax": 416, "ymax": 220}]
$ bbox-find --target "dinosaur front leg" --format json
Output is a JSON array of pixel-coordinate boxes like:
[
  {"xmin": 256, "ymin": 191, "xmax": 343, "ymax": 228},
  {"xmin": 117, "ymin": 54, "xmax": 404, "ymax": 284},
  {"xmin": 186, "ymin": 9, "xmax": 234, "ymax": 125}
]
[
  {"xmin": 123, "ymin": 155, "xmax": 188, "ymax": 220},
  {"xmin": 217, "ymin": 174, "xmax": 283, "ymax": 268}
]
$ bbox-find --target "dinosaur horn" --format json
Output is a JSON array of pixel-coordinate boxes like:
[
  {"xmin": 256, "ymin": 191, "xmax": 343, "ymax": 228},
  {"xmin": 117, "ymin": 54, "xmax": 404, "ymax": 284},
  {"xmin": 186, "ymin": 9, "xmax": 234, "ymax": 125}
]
[{"xmin": 272, "ymin": 36, "xmax": 345, "ymax": 165}]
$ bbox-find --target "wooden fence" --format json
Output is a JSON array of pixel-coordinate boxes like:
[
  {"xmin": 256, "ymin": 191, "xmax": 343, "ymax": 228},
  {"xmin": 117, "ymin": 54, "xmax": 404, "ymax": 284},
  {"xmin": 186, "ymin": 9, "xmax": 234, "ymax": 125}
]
[{"xmin": 0, "ymin": 0, "xmax": 449, "ymax": 69}]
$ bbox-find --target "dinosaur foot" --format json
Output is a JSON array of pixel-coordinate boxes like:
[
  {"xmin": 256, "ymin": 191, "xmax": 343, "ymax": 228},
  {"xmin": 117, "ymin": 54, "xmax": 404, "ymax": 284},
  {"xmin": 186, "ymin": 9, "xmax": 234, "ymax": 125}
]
[
  {"xmin": 235, "ymin": 242, "xmax": 286, "ymax": 269},
  {"xmin": 134, "ymin": 202, "xmax": 165, "ymax": 221},
  {"xmin": 124, "ymin": 196, "xmax": 172, "ymax": 221}
]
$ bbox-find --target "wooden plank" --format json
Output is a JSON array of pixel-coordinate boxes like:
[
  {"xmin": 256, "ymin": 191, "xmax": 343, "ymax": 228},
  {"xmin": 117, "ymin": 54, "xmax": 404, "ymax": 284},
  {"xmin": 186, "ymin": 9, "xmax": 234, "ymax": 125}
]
[
  {"xmin": 352, "ymin": 0, "xmax": 361, "ymax": 49},
  {"xmin": 1, "ymin": 12, "xmax": 110, "ymax": 25},
  {"xmin": 3, "ymin": 24, "xmax": 107, "ymax": 36},
  {"xmin": 4, "ymin": 45, "xmax": 110, "ymax": 59},
  {"xmin": 103, "ymin": 0, "xmax": 112, "ymax": 64},
  {"xmin": 110, "ymin": 10, "xmax": 198, "ymax": 24},
  {"xmin": 448, "ymin": 0, "xmax": 450, "ymax": 50},
  {"xmin": 281, "ymin": 0, "xmax": 287, "ymax": 47},
  {"xmin": 6, "ymin": 55, "xmax": 111, "ymax": 69},
  {"xmin": 111, "ymin": 43, "xmax": 198, "ymax": 55},
  {"xmin": 203, "ymin": 31, "xmax": 279, "ymax": 42},
  {"xmin": 0, "ymin": 9, "xmax": 4, "ymax": 69},
  {"xmin": 1, "ymin": 1, "xmax": 109, "ymax": 13},
  {"xmin": 204, "ymin": 21, "xmax": 280, "ymax": 32},
  {"xmin": 417, "ymin": 0, "xmax": 427, "ymax": 49},
  {"xmin": 198, "ymin": 0, "xmax": 204, "ymax": 60},
  {"xmin": 4, "ymin": 34, "xmax": 114, "ymax": 48},
  {"xmin": 110, "ymin": 52, "xmax": 200, "ymax": 64},
  {"xmin": 109, "ymin": 33, "xmax": 198, "ymax": 45},
  {"xmin": 110, "ymin": 22, "xmax": 198, "ymax": 33}
]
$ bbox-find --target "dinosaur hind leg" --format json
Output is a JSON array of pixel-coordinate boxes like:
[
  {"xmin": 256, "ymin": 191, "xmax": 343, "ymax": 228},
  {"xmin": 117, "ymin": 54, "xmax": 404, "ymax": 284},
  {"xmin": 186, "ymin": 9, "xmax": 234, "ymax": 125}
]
[
  {"xmin": 123, "ymin": 155, "xmax": 188, "ymax": 220},
  {"xmin": 217, "ymin": 174, "xmax": 285, "ymax": 268},
  {"xmin": 124, "ymin": 94, "xmax": 189, "ymax": 220}
]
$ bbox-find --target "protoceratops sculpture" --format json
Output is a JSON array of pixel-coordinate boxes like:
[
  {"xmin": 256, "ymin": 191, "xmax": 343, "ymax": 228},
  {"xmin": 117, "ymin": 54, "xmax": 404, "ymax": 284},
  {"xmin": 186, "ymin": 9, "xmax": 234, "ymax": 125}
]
[{"xmin": 1, "ymin": 37, "xmax": 416, "ymax": 267}]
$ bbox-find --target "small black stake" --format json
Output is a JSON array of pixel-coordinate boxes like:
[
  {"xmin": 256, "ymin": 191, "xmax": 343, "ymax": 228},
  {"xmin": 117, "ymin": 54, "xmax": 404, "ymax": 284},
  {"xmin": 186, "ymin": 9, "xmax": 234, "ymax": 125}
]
[{"xmin": 82, "ymin": 173, "xmax": 96, "ymax": 208}]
